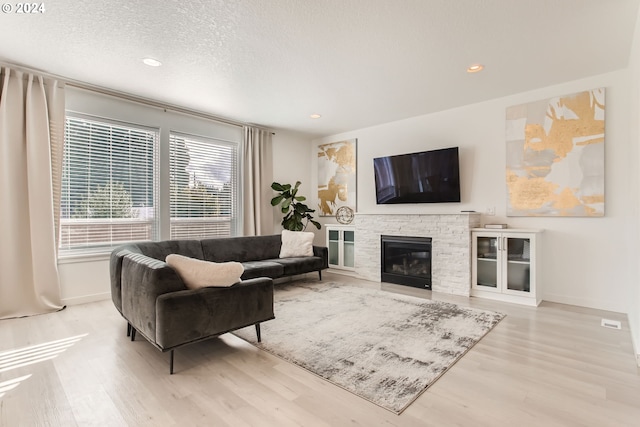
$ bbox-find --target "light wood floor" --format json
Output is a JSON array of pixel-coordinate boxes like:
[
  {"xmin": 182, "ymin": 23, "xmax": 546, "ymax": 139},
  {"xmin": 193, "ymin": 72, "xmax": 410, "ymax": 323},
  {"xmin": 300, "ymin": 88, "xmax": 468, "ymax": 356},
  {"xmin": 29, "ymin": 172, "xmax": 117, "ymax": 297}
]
[{"xmin": 1, "ymin": 271, "xmax": 639, "ymax": 426}]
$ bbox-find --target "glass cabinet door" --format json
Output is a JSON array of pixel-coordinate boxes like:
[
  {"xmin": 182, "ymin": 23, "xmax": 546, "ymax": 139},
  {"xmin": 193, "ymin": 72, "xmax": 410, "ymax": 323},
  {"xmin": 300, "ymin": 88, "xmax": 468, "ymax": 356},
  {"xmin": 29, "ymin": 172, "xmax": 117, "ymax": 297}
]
[
  {"xmin": 472, "ymin": 229, "xmax": 540, "ymax": 306},
  {"xmin": 343, "ymin": 230, "xmax": 355, "ymax": 268},
  {"xmin": 505, "ymin": 237, "xmax": 531, "ymax": 293},
  {"xmin": 476, "ymin": 236, "xmax": 498, "ymax": 288},
  {"xmin": 327, "ymin": 227, "xmax": 355, "ymax": 270},
  {"xmin": 328, "ymin": 229, "xmax": 340, "ymax": 266}
]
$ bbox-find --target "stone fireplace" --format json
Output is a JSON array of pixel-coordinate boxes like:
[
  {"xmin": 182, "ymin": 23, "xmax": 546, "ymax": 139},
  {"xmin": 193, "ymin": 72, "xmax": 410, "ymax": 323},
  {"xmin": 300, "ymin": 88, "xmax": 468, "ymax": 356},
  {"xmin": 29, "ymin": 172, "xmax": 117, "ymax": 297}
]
[{"xmin": 354, "ymin": 213, "xmax": 480, "ymax": 296}]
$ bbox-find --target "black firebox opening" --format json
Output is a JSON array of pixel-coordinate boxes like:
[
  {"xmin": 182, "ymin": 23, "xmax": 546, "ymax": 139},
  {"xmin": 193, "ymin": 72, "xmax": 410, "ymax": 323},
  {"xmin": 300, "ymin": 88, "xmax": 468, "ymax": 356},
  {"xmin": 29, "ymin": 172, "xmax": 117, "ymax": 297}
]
[{"xmin": 381, "ymin": 235, "xmax": 432, "ymax": 289}]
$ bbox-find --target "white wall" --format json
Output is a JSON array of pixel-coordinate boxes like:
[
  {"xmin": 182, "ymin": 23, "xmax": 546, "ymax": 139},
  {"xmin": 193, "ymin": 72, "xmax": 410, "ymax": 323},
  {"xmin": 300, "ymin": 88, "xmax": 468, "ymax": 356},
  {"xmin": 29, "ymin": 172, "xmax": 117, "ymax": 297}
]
[
  {"xmin": 312, "ymin": 70, "xmax": 637, "ymax": 315},
  {"xmin": 59, "ymin": 257, "xmax": 111, "ymax": 305},
  {"xmin": 628, "ymin": 6, "xmax": 640, "ymax": 364},
  {"xmin": 271, "ymin": 130, "xmax": 323, "ymax": 240}
]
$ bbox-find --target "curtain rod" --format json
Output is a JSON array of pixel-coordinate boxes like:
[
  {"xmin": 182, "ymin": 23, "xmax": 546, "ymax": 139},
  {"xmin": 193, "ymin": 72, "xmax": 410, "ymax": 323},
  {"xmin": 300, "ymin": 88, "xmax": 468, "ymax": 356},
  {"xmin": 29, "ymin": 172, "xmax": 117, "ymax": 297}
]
[{"xmin": 0, "ymin": 61, "xmax": 275, "ymax": 135}]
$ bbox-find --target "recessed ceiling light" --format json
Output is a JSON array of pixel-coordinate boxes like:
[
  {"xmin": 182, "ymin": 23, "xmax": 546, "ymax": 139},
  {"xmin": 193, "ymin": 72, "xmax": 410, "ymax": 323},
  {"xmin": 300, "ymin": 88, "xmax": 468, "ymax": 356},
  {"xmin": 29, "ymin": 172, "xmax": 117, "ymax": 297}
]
[
  {"xmin": 467, "ymin": 64, "xmax": 484, "ymax": 73},
  {"xmin": 310, "ymin": 114, "xmax": 322, "ymax": 119},
  {"xmin": 143, "ymin": 58, "xmax": 162, "ymax": 67}
]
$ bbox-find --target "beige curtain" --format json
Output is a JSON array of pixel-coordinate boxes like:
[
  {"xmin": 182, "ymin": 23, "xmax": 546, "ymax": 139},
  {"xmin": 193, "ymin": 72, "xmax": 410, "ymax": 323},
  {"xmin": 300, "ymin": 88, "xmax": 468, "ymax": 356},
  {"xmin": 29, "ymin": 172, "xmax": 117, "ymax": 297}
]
[
  {"xmin": 242, "ymin": 126, "xmax": 274, "ymax": 236},
  {"xmin": 0, "ymin": 67, "xmax": 65, "ymax": 319}
]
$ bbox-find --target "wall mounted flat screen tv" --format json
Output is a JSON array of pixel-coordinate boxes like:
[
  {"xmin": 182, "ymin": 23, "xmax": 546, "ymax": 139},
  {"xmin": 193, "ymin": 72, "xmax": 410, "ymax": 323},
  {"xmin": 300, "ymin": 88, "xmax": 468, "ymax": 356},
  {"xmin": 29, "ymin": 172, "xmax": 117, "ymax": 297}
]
[{"xmin": 373, "ymin": 146, "xmax": 461, "ymax": 204}]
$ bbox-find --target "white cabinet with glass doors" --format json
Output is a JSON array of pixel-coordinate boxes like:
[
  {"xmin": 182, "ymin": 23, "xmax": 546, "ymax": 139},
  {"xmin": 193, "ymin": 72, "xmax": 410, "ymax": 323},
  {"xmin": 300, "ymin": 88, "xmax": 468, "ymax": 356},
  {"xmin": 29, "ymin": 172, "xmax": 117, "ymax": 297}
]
[
  {"xmin": 471, "ymin": 229, "xmax": 542, "ymax": 306},
  {"xmin": 326, "ymin": 225, "xmax": 355, "ymax": 271}
]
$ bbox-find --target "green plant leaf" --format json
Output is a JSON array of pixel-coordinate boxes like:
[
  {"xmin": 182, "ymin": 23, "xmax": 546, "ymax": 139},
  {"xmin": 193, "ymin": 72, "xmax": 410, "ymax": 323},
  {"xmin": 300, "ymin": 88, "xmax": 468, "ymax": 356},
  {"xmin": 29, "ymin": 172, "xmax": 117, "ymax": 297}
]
[{"xmin": 271, "ymin": 180, "xmax": 318, "ymax": 233}]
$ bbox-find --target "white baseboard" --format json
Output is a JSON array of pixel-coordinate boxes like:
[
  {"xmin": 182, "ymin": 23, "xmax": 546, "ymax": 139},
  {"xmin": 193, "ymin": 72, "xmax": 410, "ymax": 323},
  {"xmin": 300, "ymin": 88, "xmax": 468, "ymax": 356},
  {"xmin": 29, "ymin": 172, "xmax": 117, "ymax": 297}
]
[
  {"xmin": 61, "ymin": 292, "xmax": 110, "ymax": 306},
  {"xmin": 542, "ymin": 292, "xmax": 625, "ymax": 314},
  {"xmin": 628, "ymin": 312, "xmax": 640, "ymax": 368},
  {"xmin": 326, "ymin": 268, "xmax": 359, "ymax": 278}
]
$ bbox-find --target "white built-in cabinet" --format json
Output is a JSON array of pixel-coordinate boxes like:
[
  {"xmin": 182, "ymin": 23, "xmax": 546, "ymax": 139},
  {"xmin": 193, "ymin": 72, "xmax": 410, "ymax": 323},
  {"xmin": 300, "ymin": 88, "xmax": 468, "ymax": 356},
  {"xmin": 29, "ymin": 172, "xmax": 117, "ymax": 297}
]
[
  {"xmin": 471, "ymin": 228, "xmax": 542, "ymax": 306},
  {"xmin": 326, "ymin": 225, "xmax": 355, "ymax": 271}
]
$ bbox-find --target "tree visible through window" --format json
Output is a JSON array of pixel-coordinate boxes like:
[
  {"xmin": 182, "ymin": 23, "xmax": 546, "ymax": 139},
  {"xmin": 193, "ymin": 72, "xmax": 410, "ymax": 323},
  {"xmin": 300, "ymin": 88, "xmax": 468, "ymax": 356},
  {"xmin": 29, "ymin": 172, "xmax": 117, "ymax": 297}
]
[
  {"xmin": 72, "ymin": 181, "xmax": 136, "ymax": 219},
  {"xmin": 59, "ymin": 115, "xmax": 158, "ymax": 255},
  {"xmin": 169, "ymin": 132, "xmax": 238, "ymax": 239}
]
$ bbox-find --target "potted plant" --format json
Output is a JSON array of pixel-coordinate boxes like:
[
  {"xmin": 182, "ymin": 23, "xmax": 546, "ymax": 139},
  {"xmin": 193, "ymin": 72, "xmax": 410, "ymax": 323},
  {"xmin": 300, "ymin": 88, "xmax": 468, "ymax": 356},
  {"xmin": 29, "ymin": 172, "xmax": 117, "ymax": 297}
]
[{"xmin": 271, "ymin": 181, "xmax": 321, "ymax": 231}]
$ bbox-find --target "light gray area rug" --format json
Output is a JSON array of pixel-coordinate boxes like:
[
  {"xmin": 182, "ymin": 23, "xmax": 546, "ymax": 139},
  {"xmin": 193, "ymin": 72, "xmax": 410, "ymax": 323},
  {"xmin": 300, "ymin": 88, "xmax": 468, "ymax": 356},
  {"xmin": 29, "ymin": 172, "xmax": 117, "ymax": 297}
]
[{"xmin": 233, "ymin": 281, "xmax": 505, "ymax": 414}]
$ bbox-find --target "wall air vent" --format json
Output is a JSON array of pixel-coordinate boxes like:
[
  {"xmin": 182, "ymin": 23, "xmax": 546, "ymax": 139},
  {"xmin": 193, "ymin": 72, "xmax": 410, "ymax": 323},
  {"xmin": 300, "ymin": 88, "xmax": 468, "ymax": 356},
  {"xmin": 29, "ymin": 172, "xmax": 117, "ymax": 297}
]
[{"xmin": 601, "ymin": 319, "xmax": 622, "ymax": 330}]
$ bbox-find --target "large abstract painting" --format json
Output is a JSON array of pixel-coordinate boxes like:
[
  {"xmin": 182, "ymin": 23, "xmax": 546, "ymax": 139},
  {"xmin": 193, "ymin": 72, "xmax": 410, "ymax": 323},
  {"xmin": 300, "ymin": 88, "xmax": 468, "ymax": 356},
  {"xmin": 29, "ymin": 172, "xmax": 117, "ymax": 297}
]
[
  {"xmin": 505, "ymin": 88, "xmax": 605, "ymax": 217},
  {"xmin": 317, "ymin": 139, "xmax": 357, "ymax": 216}
]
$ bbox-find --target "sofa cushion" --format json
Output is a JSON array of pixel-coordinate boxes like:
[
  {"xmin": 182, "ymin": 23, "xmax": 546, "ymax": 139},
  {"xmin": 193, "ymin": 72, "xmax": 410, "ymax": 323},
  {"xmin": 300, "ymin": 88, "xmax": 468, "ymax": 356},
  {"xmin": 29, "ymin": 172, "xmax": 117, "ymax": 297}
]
[
  {"xmin": 279, "ymin": 230, "xmax": 314, "ymax": 258},
  {"xmin": 241, "ymin": 261, "xmax": 285, "ymax": 280},
  {"xmin": 166, "ymin": 254, "xmax": 244, "ymax": 289},
  {"xmin": 201, "ymin": 235, "xmax": 282, "ymax": 262},
  {"xmin": 272, "ymin": 256, "xmax": 325, "ymax": 276},
  {"xmin": 136, "ymin": 240, "xmax": 204, "ymax": 261}
]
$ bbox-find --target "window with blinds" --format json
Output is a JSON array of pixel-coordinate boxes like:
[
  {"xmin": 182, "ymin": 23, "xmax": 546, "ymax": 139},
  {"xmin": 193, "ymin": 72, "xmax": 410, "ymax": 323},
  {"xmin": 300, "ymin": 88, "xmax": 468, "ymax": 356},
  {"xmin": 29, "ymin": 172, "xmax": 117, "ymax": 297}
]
[
  {"xmin": 60, "ymin": 114, "xmax": 158, "ymax": 255},
  {"xmin": 169, "ymin": 132, "xmax": 238, "ymax": 239}
]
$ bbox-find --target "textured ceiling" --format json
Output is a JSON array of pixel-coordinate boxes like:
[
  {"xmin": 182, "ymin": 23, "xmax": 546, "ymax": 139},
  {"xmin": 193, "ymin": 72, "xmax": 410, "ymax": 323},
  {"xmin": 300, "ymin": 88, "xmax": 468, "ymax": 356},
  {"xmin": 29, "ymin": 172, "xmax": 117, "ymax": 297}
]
[{"xmin": 1, "ymin": 0, "xmax": 638, "ymax": 137}]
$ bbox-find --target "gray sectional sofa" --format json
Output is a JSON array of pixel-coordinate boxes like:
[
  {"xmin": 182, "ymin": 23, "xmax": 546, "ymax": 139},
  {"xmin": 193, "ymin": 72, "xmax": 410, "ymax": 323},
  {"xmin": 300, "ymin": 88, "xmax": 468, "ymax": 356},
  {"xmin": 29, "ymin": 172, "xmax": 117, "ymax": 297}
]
[{"xmin": 109, "ymin": 234, "xmax": 329, "ymax": 373}]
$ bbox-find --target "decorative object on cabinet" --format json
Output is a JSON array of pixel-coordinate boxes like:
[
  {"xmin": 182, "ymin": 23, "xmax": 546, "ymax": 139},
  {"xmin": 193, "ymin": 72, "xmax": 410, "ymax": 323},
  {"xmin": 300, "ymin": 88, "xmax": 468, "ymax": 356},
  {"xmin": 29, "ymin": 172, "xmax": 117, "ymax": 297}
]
[
  {"xmin": 335, "ymin": 206, "xmax": 354, "ymax": 224},
  {"xmin": 326, "ymin": 224, "xmax": 355, "ymax": 271},
  {"xmin": 471, "ymin": 228, "xmax": 542, "ymax": 306},
  {"xmin": 506, "ymin": 88, "xmax": 604, "ymax": 217},
  {"xmin": 317, "ymin": 138, "xmax": 357, "ymax": 216}
]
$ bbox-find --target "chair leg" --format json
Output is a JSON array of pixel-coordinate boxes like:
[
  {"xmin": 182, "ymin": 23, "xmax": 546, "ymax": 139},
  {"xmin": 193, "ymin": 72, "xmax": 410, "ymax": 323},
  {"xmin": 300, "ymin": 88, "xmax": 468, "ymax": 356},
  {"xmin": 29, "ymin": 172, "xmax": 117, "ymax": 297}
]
[
  {"xmin": 318, "ymin": 270, "xmax": 322, "ymax": 281},
  {"xmin": 169, "ymin": 350, "xmax": 174, "ymax": 375},
  {"xmin": 255, "ymin": 323, "xmax": 262, "ymax": 343},
  {"xmin": 126, "ymin": 323, "xmax": 132, "ymax": 337},
  {"xmin": 130, "ymin": 328, "xmax": 136, "ymax": 342}
]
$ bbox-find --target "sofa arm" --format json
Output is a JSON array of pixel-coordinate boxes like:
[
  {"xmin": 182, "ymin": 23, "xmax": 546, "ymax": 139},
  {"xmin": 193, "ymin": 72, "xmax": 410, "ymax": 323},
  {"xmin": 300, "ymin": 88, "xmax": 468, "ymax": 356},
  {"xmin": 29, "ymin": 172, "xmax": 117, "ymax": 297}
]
[
  {"xmin": 121, "ymin": 253, "xmax": 187, "ymax": 344},
  {"xmin": 155, "ymin": 278, "xmax": 274, "ymax": 349},
  {"xmin": 110, "ymin": 245, "xmax": 143, "ymax": 315},
  {"xmin": 313, "ymin": 245, "xmax": 329, "ymax": 269}
]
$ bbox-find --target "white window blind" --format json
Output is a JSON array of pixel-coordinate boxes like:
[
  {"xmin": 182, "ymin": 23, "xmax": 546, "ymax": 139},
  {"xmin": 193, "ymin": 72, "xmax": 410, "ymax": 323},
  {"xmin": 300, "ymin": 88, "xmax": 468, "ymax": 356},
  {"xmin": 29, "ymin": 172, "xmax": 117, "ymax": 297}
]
[
  {"xmin": 169, "ymin": 132, "xmax": 238, "ymax": 239},
  {"xmin": 60, "ymin": 114, "xmax": 158, "ymax": 256}
]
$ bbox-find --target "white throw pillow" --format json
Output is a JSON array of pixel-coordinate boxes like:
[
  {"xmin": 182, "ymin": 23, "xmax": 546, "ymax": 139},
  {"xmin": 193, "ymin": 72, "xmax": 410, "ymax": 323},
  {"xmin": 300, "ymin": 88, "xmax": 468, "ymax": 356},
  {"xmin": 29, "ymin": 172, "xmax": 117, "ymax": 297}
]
[
  {"xmin": 279, "ymin": 229, "xmax": 315, "ymax": 258},
  {"xmin": 165, "ymin": 254, "xmax": 244, "ymax": 289}
]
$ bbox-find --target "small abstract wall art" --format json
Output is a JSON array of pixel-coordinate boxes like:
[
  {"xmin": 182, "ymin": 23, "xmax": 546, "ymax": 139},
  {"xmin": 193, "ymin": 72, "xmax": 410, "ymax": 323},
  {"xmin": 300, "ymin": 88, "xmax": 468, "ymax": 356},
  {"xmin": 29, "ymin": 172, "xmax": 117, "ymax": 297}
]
[
  {"xmin": 505, "ymin": 88, "xmax": 605, "ymax": 217},
  {"xmin": 317, "ymin": 139, "xmax": 357, "ymax": 216}
]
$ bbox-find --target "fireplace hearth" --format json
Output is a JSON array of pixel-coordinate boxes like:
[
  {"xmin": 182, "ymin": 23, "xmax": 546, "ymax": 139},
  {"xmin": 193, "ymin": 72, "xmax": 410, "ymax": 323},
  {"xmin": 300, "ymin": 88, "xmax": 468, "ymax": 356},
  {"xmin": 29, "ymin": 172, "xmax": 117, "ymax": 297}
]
[
  {"xmin": 381, "ymin": 235, "xmax": 432, "ymax": 289},
  {"xmin": 355, "ymin": 213, "xmax": 480, "ymax": 296}
]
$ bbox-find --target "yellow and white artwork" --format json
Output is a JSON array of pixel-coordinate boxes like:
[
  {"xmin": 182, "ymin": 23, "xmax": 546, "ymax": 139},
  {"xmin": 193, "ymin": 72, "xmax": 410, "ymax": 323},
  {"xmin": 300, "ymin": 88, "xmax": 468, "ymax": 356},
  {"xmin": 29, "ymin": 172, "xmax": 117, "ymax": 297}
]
[
  {"xmin": 506, "ymin": 89, "xmax": 605, "ymax": 217},
  {"xmin": 317, "ymin": 139, "xmax": 357, "ymax": 216}
]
